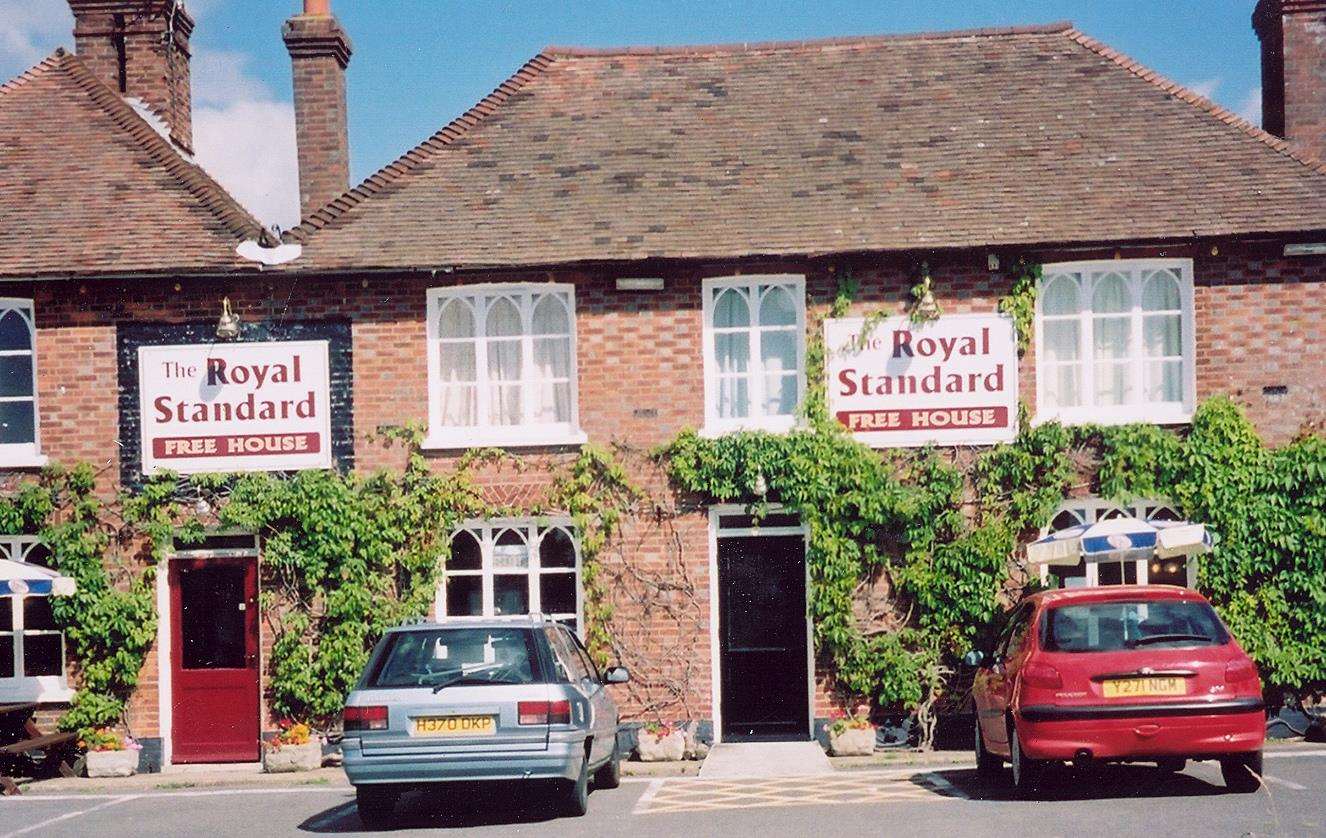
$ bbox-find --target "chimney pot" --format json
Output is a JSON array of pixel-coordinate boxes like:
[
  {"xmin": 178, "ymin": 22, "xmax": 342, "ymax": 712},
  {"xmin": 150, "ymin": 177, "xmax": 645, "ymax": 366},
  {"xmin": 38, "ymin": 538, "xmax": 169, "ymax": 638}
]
[{"xmin": 304, "ymin": 0, "xmax": 331, "ymax": 16}]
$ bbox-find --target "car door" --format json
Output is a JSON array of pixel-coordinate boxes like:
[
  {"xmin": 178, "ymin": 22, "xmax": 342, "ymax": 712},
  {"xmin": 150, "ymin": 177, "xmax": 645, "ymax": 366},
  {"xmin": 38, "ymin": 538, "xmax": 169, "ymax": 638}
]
[
  {"xmin": 977, "ymin": 602, "xmax": 1033, "ymax": 753},
  {"xmin": 566, "ymin": 629, "xmax": 618, "ymax": 763},
  {"xmin": 544, "ymin": 627, "xmax": 604, "ymax": 765}
]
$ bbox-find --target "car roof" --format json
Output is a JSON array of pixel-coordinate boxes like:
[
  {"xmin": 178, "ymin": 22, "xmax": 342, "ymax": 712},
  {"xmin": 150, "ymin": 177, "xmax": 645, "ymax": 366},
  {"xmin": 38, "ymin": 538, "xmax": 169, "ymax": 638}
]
[
  {"xmin": 384, "ymin": 616, "xmax": 561, "ymax": 633},
  {"xmin": 1028, "ymin": 585, "xmax": 1210, "ymax": 609}
]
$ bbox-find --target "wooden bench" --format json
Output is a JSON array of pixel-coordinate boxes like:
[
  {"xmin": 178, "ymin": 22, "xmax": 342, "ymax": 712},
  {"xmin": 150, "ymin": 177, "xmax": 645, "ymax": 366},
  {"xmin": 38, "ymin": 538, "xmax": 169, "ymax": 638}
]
[{"xmin": 0, "ymin": 704, "xmax": 81, "ymax": 795}]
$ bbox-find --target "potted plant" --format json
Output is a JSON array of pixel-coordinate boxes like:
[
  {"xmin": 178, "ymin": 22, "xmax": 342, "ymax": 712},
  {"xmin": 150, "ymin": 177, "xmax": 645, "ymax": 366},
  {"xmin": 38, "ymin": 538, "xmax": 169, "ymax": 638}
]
[
  {"xmin": 635, "ymin": 721, "xmax": 685, "ymax": 762},
  {"xmin": 262, "ymin": 721, "xmax": 322, "ymax": 773},
  {"xmin": 826, "ymin": 708, "xmax": 876, "ymax": 756},
  {"xmin": 81, "ymin": 728, "xmax": 142, "ymax": 778}
]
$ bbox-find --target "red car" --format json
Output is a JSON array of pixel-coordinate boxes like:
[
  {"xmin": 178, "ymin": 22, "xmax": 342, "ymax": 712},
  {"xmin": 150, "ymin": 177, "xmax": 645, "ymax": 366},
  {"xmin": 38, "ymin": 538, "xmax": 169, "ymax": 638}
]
[{"xmin": 968, "ymin": 585, "xmax": 1265, "ymax": 795}]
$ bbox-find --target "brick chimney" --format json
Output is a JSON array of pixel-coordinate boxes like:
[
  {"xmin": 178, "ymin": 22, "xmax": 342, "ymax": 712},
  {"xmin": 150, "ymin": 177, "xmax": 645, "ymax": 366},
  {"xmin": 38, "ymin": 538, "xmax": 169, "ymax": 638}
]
[
  {"xmin": 1254, "ymin": 0, "xmax": 1326, "ymax": 161},
  {"xmin": 67, "ymin": 0, "xmax": 195, "ymax": 150},
  {"xmin": 284, "ymin": 0, "xmax": 353, "ymax": 220}
]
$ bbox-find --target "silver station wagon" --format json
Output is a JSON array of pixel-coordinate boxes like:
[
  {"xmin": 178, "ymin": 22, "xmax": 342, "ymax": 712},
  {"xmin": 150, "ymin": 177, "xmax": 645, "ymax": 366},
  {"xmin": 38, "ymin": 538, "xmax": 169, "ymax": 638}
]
[{"xmin": 341, "ymin": 616, "xmax": 629, "ymax": 825}]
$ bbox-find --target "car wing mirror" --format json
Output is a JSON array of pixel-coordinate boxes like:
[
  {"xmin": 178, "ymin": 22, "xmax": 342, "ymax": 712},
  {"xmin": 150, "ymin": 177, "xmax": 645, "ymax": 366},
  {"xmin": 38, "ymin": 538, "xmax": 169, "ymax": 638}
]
[
  {"xmin": 605, "ymin": 666, "xmax": 630, "ymax": 684},
  {"xmin": 961, "ymin": 650, "xmax": 986, "ymax": 668}
]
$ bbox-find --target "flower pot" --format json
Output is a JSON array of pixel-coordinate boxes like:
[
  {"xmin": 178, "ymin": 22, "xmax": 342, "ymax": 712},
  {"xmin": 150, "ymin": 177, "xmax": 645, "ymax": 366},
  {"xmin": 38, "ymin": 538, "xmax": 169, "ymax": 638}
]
[
  {"xmin": 636, "ymin": 730, "xmax": 685, "ymax": 762},
  {"xmin": 263, "ymin": 740, "xmax": 323, "ymax": 773},
  {"xmin": 86, "ymin": 748, "xmax": 140, "ymax": 778},
  {"xmin": 827, "ymin": 725, "xmax": 876, "ymax": 756}
]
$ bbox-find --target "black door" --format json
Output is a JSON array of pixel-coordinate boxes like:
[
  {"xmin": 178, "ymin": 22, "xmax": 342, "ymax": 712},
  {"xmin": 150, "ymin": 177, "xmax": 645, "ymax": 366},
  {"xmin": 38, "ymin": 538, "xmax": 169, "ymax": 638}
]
[{"xmin": 718, "ymin": 534, "xmax": 809, "ymax": 740}]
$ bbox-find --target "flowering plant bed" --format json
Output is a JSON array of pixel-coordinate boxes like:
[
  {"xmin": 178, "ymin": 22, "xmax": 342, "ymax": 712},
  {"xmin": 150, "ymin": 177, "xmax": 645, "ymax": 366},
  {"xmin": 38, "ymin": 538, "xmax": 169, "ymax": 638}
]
[
  {"xmin": 826, "ymin": 710, "xmax": 876, "ymax": 756},
  {"xmin": 636, "ymin": 722, "xmax": 686, "ymax": 762},
  {"xmin": 80, "ymin": 729, "xmax": 142, "ymax": 777},
  {"xmin": 263, "ymin": 721, "xmax": 322, "ymax": 773}
]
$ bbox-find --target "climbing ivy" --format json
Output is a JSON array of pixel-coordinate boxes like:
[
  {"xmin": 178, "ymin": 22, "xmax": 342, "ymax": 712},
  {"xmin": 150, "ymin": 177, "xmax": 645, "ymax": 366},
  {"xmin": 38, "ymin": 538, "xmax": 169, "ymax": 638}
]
[{"xmin": 998, "ymin": 258, "xmax": 1040, "ymax": 353}]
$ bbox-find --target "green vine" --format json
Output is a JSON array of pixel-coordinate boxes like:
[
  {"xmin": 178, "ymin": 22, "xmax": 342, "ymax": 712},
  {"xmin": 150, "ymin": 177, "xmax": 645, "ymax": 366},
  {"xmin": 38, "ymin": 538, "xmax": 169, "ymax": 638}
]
[{"xmin": 998, "ymin": 258, "xmax": 1041, "ymax": 352}]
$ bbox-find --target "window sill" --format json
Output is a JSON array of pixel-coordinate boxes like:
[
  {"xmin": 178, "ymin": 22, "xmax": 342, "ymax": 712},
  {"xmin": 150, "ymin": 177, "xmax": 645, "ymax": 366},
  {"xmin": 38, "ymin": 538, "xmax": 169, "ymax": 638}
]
[
  {"xmin": 1034, "ymin": 405, "xmax": 1193, "ymax": 427},
  {"xmin": 422, "ymin": 429, "xmax": 588, "ymax": 451},
  {"xmin": 0, "ymin": 453, "xmax": 48, "ymax": 470},
  {"xmin": 0, "ymin": 679, "xmax": 73, "ymax": 704},
  {"xmin": 699, "ymin": 417, "xmax": 801, "ymax": 437}
]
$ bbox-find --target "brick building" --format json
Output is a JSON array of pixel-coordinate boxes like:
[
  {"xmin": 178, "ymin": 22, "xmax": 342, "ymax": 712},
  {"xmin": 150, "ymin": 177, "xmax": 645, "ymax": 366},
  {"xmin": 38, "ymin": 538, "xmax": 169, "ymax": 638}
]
[{"xmin": 0, "ymin": 0, "xmax": 1323, "ymax": 769}]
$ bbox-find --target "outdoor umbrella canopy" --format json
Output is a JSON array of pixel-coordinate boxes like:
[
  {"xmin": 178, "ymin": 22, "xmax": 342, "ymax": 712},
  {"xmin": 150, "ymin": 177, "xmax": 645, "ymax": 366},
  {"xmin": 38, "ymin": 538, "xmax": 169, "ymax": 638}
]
[
  {"xmin": 0, "ymin": 558, "xmax": 76, "ymax": 596},
  {"xmin": 1026, "ymin": 515, "xmax": 1214, "ymax": 566}
]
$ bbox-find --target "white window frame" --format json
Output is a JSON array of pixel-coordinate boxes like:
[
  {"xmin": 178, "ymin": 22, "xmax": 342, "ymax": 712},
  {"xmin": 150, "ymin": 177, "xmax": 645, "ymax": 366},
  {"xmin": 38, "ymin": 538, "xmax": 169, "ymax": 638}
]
[
  {"xmin": 424, "ymin": 284, "xmax": 586, "ymax": 449},
  {"xmin": 438, "ymin": 519, "xmax": 583, "ymax": 634},
  {"xmin": 0, "ymin": 299, "xmax": 45, "ymax": 467},
  {"xmin": 1038, "ymin": 498, "xmax": 1197, "ymax": 589},
  {"xmin": 701, "ymin": 275, "xmax": 807, "ymax": 435},
  {"xmin": 0, "ymin": 536, "xmax": 71, "ymax": 703},
  {"xmin": 1034, "ymin": 260, "xmax": 1196, "ymax": 426}
]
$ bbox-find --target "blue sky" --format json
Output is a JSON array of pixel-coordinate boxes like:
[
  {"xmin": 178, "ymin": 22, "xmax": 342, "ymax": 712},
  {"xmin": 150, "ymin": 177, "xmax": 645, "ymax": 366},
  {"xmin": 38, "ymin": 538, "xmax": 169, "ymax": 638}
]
[{"xmin": 0, "ymin": 1, "xmax": 1267, "ymax": 228}]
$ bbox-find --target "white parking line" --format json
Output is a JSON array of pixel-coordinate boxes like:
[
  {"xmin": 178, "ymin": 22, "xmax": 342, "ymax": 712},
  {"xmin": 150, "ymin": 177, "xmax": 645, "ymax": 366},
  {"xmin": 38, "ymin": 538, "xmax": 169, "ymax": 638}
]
[
  {"xmin": 631, "ymin": 779, "xmax": 665, "ymax": 814},
  {"xmin": 1265, "ymin": 749, "xmax": 1326, "ymax": 759},
  {"xmin": 7, "ymin": 786, "xmax": 350, "ymax": 803},
  {"xmin": 1, "ymin": 794, "xmax": 140, "ymax": 838},
  {"xmin": 1263, "ymin": 775, "xmax": 1308, "ymax": 791}
]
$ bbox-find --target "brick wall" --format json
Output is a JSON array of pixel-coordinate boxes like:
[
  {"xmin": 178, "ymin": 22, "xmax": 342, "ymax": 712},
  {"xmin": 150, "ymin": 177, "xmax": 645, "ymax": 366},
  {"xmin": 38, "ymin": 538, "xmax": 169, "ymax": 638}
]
[{"xmin": 18, "ymin": 238, "xmax": 1326, "ymax": 742}]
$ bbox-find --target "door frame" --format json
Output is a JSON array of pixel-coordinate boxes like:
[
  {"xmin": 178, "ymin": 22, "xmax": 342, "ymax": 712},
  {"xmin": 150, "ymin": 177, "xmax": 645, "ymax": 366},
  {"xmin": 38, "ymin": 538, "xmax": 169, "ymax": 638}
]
[
  {"xmin": 707, "ymin": 504, "xmax": 813, "ymax": 744},
  {"xmin": 156, "ymin": 533, "xmax": 260, "ymax": 769}
]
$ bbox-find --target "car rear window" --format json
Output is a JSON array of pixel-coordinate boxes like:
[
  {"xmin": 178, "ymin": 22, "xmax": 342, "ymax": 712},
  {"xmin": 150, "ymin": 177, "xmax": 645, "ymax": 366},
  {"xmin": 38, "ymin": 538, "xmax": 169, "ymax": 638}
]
[
  {"xmin": 1042, "ymin": 599, "xmax": 1229, "ymax": 653},
  {"xmin": 368, "ymin": 627, "xmax": 540, "ymax": 688}
]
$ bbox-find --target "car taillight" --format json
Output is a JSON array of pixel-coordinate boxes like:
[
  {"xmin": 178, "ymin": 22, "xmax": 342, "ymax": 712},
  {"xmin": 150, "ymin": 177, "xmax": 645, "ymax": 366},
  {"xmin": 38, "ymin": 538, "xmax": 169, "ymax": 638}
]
[
  {"xmin": 343, "ymin": 705, "xmax": 389, "ymax": 731},
  {"xmin": 1225, "ymin": 658, "xmax": 1259, "ymax": 684},
  {"xmin": 518, "ymin": 700, "xmax": 572, "ymax": 725},
  {"xmin": 1022, "ymin": 662, "xmax": 1063, "ymax": 689}
]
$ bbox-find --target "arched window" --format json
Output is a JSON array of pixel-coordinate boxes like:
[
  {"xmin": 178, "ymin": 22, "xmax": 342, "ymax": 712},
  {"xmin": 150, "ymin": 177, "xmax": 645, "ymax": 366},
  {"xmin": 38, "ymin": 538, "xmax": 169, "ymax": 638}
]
[
  {"xmin": 0, "ymin": 301, "xmax": 40, "ymax": 463},
  {"xmin": 1036, "ymin": 262, "xmax": 1193, "ymax": 424},
  {"xmin": 704, "ymin": 276, "xmax": 805, "ymax": 431},
  {"xmin": 441, "ymin": 521, "xmax": 583, "ymax": 633}
]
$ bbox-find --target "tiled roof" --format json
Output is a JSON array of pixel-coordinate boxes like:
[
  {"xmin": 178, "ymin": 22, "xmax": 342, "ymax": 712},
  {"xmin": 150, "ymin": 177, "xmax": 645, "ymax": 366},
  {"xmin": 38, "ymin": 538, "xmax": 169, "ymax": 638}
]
[
  {"xmin": 291, "ymin": 22, "xmax": 1326, "ymax": 271},
  {"xmin": 0, "ymin": 50, "xmax": 269, "ymax": 279}
]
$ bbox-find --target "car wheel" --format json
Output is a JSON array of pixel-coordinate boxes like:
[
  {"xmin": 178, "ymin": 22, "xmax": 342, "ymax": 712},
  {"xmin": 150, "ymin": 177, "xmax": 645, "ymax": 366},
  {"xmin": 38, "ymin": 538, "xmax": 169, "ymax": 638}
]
[
  {"xmin": 1220, "ymin": 751, "xmax": 1263, "ymax": 793},
  {"xmin": 356, "ymin": 785, "xmax": 399, "ymax": 829},
  {"xmin": 562, "ymin": 753, "xmax": 590, "ymax": 817},
  {"xmin": 974, "ymin": 716, "xmax": 1001, "ymax": 779},
  {"xmin": 593, "ymin": 740, "xmax": 622, "ymax": 790},
  {"xmin": 1154, "ymin": 758, "xmax": 1186, "ymax": 774},
  {"xmin": 1009, "ymin": 723, "xmax": 1043, "ymax": 798}
]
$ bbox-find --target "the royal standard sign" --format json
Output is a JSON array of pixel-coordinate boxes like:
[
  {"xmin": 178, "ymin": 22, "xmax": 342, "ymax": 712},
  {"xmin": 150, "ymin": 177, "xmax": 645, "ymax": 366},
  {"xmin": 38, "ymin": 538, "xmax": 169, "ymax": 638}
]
[
  {"xmin": 823, "ymin": 314, "xmax": 1018, "ymax": 447},
  {"xmin": 138, "ymin": 341, "xmax": 333, "ymax": 474}
]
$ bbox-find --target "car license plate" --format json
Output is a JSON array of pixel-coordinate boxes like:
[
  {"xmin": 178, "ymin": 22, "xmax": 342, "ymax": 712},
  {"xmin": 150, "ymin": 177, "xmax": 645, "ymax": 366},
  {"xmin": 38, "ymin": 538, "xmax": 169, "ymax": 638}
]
[
  {"xmin": 412, "ymin": 715, "xmax": 496, "ymax": 737},
  {"xmin": 1102, "ymin": 677, "xmax": 1186, "ymax": 698}
]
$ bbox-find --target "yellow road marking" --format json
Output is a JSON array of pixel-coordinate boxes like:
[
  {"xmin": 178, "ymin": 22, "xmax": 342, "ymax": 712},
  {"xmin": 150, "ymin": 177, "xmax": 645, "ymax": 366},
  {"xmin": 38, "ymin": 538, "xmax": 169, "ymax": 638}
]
[{"xmin": 636, "ymin": 772, "xmax": 960, "ymax": 814}]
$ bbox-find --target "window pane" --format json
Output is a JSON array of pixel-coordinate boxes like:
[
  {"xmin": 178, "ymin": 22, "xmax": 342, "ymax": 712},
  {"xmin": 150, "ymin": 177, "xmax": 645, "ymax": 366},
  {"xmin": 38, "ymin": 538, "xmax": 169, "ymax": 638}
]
[
  {"xmin": 712, "ymin": 288, "xmax": 750, "ymax": 328},
  {"xmin": 23, "ymin": 597, "xmax": 55, "ymax": 631},
  {"xmin": 718, "ymin": 377, "xmax": 749, "ymax": 418},
  {"xmin": 540, "ymin": 573, "xmax": 577, "ymax": 615},
  {"xmin": 1143, "ymin": 314, "xmax": 1181, "ymax": 358},
  {"xmin": 1097, "ymin": 561, "xmax": 1138, "ymax": 586},
  {"xmin": 437, "ymin": 299, "xmax": 475, "ymax": 339},
  {"xmin": 487, "ymin": 338, "xmax": 522, "ymax": 425},
  {"xmin": 0, "ymin": 636, "xmax": 12, "ymax": 678},
  {"xmin": 1146, "ymin": 360, "xmax": 1183, "ymax": 402},
  {"xmin": 486, "ymin": 297, "xmax": 522, "ymax": 337},
  {"xmin": 439, "ymin": 342, "xmax": 475, "ymax": 383},
  {"xmin": 179, "ymin": 565, "xmax": 246, "ymax": 670},
  {"xmin": 1093, "ymin": 316, "xmax": 1130, "ymax": 360},
  {"xmin": 715, "ymin": 333, "xmax": 749, "ymax": 374},
  {"xmin": 1092, "ymin": 274, "xmax": 1130, "ymax": 313},
  {"xmin": 445, "ymin": 576, "xmax": 483, "ymax": 616},
  {"xmin": 1044, "ymin": 364, "xmax": 1081, "ymax": 409},
  {"xmin": 532, "ymin": 294, "xmax": 570, "ymax": 335},
  {"xmin": 0, "ymin": 400, "xmax": 35, "ymax": 445},
  {"xmin": 1041, "ymin": 275, "xmax": 1080, "ymax": 315},
  {"xmin": 493, "ymin": 575, "xmax": 529, "ymax": 615},
  {"xmin": 449, "ymin": 530, "xmax": 482, "ymax": 571},
  {"xmin": 1094, "ymin": 362, "xmax": 1130, "ymax": 405},
  {"xmin": 0, "ymin": 355, "xmax": 33, "ymax": 399},
  {"xmin": 493, "ymin": 529, "xmax": 529, "ymax": 570},
  {"xmin": 22, "ymin": 543, "xmax": 52, "ymax": 569},
  {"xmin": 487, "ymin": 339, "xmax": 521, "ymax": 382},
  {"xmin": 1041, "ymin": 320, "xmax": 1079, "ymax": 363},
  {"xmin": 763, "ymin": 373, "xmax": 797, "ymax": 416},
  {"xmin": 0, "ymin": 309, "xmax": 30, "ymax": 352},
  {"xmin": 1148, "ymin": 558, "xmax": 1188, "ymax": 587},
  {"xmin": 1142, "ymin": 272, "xmax": 1181, "ymax": 311},
  {"xmin": 1049, "ymin": 559, "xmax": 1088, "ymax": 589},
  {"xmin": 533, "ymin": 336, "xmax": 571, "ymax": 379},
  {"xmin": 532, "ymin": 382, "xmax": 571, "ymax": 423},
  {"xmin": 540, "ymin": 528, "xmax": 576, "ymax": 568},
  {"xmin": 440, "ymin": 385, "xmax": 477, "ymax": 426},
  {"xmin": 759, "ymin": 286, "xmax": 797, "ymax": 326},
  {"xmin": 0, "ymin": 602, "xmax": 10, "ymax": 631},
  {"xmin": 760, "ymin": 330, "xmax": 796, "ymax": 375},
  {"xmin": 22, "ymin": 633, "xmax": 61, "ymax": 677}
]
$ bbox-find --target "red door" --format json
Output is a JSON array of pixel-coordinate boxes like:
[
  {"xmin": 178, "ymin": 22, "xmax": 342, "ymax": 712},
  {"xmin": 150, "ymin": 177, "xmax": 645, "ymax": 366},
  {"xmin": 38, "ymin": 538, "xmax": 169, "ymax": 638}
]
[{"xmin": 170, "ymin": 557, "xmax": 260, "ymax": 763}]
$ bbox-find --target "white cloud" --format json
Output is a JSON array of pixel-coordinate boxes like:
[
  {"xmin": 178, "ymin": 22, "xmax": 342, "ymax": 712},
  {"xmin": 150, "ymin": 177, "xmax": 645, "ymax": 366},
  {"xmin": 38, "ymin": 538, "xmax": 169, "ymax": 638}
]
[
  {"xmin": 1185, "ymin": 77, "xmax": 1221, "ymax": 100},
  {"xmin": 0, "ymin": 0, "xmax": 299, "ymax": 231},
  {"xmin": 1237, "ymin": 87, "xmax": 1262, "ymax": 127}
]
